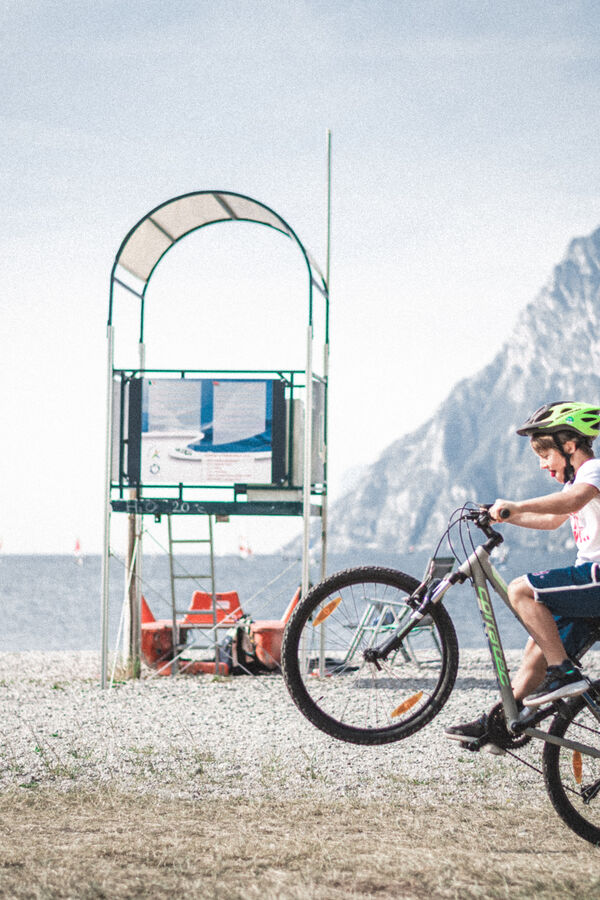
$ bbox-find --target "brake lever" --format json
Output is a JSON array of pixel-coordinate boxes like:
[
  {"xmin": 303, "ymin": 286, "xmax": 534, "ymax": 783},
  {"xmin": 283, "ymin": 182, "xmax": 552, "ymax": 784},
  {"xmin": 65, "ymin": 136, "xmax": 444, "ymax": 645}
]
[
  {"xmin": 474, "ymin": 505, "xmax": 505, "ymax": 541},
  {"xmin": 476, "ymin": 504, "xmax": 510, "ymax": 525},
  {"xmin": 476, "ymin": 505, "xmax": 492, "ymax": 527}
]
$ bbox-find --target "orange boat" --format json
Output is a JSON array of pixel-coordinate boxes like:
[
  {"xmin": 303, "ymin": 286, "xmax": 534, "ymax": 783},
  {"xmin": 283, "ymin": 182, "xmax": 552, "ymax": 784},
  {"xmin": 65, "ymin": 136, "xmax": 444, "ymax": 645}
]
[{"xmin": 141, "ymin": 588, "xmax": 300, "ymax": 675}]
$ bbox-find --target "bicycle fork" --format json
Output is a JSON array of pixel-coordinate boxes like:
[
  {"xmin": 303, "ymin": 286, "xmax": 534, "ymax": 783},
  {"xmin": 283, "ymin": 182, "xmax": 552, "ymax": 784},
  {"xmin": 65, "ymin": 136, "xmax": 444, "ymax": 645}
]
[
  {"xmin": 367, "ymin": 546, "xmax": 522, "ymax": 724},
  {"xmin": 365, "ymin": 572, "xmax": 457, "ymax": 666}
]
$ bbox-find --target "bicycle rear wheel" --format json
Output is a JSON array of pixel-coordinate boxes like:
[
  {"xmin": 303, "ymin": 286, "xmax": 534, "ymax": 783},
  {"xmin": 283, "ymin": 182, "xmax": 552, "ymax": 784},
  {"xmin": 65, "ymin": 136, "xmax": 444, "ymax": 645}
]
[
  {"xmin": 543, "ymin": 687, "xmax": 600, "ymax": 845},
  {"xmin": 281, "ymin": 566, "xmax": 459, "ymax": 745}
]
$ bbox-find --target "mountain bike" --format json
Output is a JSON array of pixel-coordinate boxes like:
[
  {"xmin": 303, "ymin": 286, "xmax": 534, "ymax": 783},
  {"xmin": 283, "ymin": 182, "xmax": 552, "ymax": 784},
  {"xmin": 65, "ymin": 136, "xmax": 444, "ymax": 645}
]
[{"xmin": 281, "ymin": 504, "xmax": 600, "ymax": 845}]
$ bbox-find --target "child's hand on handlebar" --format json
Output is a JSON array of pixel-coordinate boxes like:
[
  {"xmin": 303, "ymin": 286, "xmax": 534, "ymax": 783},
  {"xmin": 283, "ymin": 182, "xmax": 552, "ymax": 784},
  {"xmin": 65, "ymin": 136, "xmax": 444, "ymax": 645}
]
[{"xmin": 489, "ymin": 500, "xmax": 516, "ymax": 521}]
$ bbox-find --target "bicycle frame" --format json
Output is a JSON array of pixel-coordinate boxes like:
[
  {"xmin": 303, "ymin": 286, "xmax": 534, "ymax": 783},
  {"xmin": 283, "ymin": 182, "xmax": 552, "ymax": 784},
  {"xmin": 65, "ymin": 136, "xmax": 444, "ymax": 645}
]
[
  {"xmin": 423, "ymin": 542, "xmax": 600, "ymax": 760},
  {"xmin": 448, "ymin": 545, "xmax": 520, "ymax": 726}
]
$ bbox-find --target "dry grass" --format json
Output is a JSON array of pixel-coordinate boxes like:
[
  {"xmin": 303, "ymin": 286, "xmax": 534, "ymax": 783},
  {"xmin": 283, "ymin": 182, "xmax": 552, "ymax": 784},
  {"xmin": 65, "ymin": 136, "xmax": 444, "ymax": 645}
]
[{"xmin": 0, "ymin": 788, "xmax": 599, "ymax": 899}]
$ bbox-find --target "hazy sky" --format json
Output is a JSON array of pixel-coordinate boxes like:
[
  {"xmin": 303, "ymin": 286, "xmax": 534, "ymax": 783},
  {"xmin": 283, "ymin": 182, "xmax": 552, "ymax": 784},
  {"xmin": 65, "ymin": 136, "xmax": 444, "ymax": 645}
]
[{"xmin": 2, "ymin": 0, "xmax": 600, "ymax": 554}]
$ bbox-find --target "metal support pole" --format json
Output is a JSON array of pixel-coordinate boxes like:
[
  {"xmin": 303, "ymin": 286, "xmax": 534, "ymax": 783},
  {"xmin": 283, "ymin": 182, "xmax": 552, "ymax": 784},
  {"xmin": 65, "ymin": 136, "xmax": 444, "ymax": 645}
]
[
  {"xmin": 208, "ymin": 516, "xmax": 220, "ymax": 672},
  {"xmin": 126, "ymin": 500, "xmax": 142, "ymax": 677},
  {"xmin": 302, "ymin": 324, "xmax": 314, "ymax": 600},
  {"xmin": 320, "ymin": 346, "xmax": 329, "ymax": 582},
  {"xmin": 167, "ymin": 516, "xmax": 179, "ymax": 676},
  {"xmin": 100, "ymin": 324, "xmax": 115, "ymax": 689},
  {"xmin": 124, "ymin": 341, "xmax": 145, "ymax": 678},
  {"xmin": 321, "ymin": 128, "xmax": 332, "ymax": 582}
]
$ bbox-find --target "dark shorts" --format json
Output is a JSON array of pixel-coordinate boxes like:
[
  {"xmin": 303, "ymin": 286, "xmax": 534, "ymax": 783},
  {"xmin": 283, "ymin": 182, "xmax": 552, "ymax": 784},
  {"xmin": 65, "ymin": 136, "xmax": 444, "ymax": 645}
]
[{"xmin": 526, "ymin": 563, "xmax": 600, "ymax": 658}]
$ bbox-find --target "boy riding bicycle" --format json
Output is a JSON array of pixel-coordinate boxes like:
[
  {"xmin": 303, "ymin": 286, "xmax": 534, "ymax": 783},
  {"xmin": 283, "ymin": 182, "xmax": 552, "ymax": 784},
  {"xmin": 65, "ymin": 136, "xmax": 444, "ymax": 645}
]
[{"xmin": 446, "ymin": 401, "xmax": 600, "ymax": 750}]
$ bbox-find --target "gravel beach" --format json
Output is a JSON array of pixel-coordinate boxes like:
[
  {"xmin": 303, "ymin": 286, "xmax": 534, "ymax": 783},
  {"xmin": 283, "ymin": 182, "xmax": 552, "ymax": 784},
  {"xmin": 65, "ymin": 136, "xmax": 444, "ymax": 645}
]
[{"xmin": 4, "ymin": 649, "xmax": 600, "ymax": 806}]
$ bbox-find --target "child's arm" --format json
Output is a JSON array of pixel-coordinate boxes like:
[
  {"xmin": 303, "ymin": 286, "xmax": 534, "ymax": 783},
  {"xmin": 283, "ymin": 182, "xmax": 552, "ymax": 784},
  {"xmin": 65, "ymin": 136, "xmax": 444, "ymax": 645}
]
[
  {"xmin": 494, "ymin": 510, "xmax": 568, "ymax": 530},
  {"xmin": 490, "ymin": 483, "xmax": 599, "ymax": 530}
]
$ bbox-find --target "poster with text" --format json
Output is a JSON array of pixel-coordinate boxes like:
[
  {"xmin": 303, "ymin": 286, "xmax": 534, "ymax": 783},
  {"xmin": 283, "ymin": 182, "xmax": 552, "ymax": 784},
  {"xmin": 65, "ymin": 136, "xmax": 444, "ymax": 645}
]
[{"xmin": 135, "ymin": 378, "xmax": 285, "ymax": 485}]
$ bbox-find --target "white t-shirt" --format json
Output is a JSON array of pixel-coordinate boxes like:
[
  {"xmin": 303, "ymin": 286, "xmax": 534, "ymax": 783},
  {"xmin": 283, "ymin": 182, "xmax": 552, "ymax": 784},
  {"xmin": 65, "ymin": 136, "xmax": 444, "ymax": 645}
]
[{"xmin": 567, "ymin": 458, "xmax": 600, "ymax": 564}]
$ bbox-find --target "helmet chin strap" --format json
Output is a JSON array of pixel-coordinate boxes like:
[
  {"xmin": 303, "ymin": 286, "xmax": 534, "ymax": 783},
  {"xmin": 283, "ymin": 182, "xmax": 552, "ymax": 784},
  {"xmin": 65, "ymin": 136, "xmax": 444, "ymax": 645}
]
[{"xmin": 553, "ymin": 435, "xmax": 575, "ymax": 483}]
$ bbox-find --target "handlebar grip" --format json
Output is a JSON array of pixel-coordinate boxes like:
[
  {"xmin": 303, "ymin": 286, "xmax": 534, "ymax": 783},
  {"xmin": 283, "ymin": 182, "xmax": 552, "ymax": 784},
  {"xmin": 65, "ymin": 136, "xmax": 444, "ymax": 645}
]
[{"xmin": 499, "ymin": 508, "xmax": 511, "ymax": 519}]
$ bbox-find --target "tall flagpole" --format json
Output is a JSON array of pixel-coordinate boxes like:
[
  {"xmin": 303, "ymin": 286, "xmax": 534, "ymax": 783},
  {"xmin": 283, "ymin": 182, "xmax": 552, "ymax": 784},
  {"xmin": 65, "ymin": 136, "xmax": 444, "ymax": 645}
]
[{"xmin": 321, "ymin": 129, "xmax": 331, "ymax": 581}]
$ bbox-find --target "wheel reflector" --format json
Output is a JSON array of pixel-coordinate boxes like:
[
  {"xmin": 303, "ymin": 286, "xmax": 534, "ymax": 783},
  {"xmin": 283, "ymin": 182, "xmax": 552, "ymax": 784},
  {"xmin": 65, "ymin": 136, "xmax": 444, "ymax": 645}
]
[
  {"xmin": 391, "ymin": 691, "xmax": 423, "ymax": 718},
  {"xmin": 573, "ymin": 750, "xmax": 583, "ymax": 784},
  {"xmin": 313, "ymin": 596, "xmax": 342, "ymax": 626}
]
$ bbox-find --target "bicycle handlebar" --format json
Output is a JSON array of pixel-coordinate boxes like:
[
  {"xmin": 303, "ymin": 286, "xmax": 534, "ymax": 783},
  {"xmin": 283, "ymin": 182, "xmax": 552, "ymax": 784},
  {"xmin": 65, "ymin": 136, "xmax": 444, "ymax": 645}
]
[
  {"xmin": 469, "ymin": 504, "xmax": 510, "ymax": 524},
  {"xmin": 463, "ymin": 505, "xmax": 506, "ymax": 544}
]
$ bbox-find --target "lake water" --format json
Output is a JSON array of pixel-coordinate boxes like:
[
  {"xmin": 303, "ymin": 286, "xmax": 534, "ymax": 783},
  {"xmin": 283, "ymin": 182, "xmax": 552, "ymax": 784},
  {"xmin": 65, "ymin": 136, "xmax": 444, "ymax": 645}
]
[{"xmin": 0, "ymin": 548, "xmax": 538, "ymax": 653}]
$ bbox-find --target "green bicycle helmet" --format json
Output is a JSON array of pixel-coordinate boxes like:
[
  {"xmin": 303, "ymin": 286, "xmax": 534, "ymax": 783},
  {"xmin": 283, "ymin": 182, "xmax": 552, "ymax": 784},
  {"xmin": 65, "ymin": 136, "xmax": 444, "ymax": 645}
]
[
  {"xmin": 517, "ymin": 401, "xmax": 600, "ymax": 483},
  {"xmin": 516, "ymin": 402, "xmax": 600, "ymax": 439}
]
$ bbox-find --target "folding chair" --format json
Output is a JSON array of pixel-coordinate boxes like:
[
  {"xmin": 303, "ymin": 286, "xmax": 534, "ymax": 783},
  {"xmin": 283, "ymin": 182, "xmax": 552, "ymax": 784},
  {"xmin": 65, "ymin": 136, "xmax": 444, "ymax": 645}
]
[{"xmin": 342, "ymin": 555, "xmax": 455, "ymax": 667}]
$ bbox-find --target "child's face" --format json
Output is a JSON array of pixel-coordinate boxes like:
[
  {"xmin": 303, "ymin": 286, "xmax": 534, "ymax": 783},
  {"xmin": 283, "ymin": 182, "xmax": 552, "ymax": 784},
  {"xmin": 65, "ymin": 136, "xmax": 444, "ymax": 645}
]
[{"xmin": 534, "ymin": 446, "xmax": 568, "ymax": 483}]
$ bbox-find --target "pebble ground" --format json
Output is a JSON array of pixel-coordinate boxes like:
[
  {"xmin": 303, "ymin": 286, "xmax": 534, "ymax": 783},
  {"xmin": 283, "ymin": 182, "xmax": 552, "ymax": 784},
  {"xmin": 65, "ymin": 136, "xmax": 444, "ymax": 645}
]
[{"xmin": 2, "ymin": 649, "xmax": 600, "ymax": 807}]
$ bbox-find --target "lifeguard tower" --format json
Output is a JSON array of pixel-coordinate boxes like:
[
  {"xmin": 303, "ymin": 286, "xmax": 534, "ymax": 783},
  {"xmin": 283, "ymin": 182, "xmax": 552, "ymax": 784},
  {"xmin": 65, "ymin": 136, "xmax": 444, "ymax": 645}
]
[{"xmin": 101, "ymin": 190, "xmax": 330, "ymax": 687}]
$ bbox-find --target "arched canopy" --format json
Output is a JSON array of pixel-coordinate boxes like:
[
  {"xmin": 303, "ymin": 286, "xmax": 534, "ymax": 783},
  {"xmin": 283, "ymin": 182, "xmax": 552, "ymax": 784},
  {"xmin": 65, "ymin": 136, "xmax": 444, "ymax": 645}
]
[{"xmin": 109, "ymin": 190, "xmax": 329, "ymax": 334}]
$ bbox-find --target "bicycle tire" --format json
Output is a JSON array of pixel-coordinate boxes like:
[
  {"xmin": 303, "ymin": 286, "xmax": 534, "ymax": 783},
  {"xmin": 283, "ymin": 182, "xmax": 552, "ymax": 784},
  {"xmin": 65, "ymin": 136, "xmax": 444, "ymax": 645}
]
[
  {"xmin": 543, "ymin": 686, "xmax": 600, "ymax": 845},
  {"xmin": 281, "ymin": 566, "xmax": 459, "ymax": 745}
]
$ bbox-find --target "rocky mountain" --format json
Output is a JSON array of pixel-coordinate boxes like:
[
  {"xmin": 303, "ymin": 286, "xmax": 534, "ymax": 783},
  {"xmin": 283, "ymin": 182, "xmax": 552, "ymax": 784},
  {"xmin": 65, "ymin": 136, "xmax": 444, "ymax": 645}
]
[{"xmin": 327, "ymin": 226, "xmax": 600, "ymax": 556}]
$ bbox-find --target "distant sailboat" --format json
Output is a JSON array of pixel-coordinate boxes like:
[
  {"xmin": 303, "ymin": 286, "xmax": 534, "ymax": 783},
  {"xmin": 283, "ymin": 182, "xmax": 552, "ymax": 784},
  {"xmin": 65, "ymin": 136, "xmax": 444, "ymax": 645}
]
[
  {"xmin": 238, "ymin": 536, "xmax": 253, "ymax": 559},
  {"xmin": 74, "ymin": 538, "xmax": 84, "ymax": 566}
]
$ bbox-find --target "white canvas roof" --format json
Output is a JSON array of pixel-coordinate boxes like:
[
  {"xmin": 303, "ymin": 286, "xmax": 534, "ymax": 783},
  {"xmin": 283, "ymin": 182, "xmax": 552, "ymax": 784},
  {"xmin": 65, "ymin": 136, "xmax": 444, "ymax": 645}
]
[{"xmin": 113, "ymin": 190, "xmax": 327, "ymax": 296}]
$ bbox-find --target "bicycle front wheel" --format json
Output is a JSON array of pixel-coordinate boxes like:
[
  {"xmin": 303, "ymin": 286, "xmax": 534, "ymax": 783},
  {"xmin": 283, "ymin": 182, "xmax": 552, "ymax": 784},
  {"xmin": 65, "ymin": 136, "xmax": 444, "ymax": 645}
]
[
  {"xmin": 543, "ymin": 687, "xmax": 600, "ymax": 845},
  {"xmin": 281, "ymin": 566, "xmax": 459, "ymax": 745}
]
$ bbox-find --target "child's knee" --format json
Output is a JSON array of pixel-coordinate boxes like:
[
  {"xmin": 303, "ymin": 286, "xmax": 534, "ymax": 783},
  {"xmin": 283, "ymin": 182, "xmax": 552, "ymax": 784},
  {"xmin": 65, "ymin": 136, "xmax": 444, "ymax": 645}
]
[{"xmin": 508, "ymin": 575, "xmax": 533, "ymax": 608}]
